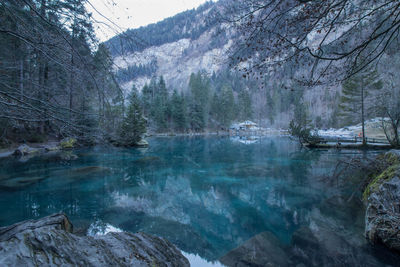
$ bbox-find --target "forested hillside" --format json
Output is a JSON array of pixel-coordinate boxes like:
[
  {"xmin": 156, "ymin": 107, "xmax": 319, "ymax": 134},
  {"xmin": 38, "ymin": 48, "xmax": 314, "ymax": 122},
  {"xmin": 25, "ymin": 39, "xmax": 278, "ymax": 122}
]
[
  {"xmin": 106, "ymin": 1, "xmax": 217, "ymax": 56},
  {"xmin": 2, "ymin": 0, "xmax": 400, "ymax": 143},
  {"xmin": 0, "ymin": 1, "xmax": 143, "ymax": 146},
  {"xmin": 107, "ymin": 0, "xmax": 400, "ymax": 138},
  {"xmin": 105, "ymin": 1, "xmax": 334, "ymax": 132}
]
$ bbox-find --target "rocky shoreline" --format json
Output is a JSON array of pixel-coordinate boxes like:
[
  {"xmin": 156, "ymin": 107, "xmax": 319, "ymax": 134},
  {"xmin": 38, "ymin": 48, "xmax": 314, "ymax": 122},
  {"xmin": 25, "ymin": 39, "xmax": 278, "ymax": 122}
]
[
  {"xmin": 0, "ymin": 136, "xmax": 151, "ymax": 161},
  {"xmin": 364, "ymin": 150, "xmax": 400, "ymax": 252},
  {"xmin": 0, "ymin": 137, "xmax": 77, "ymax": 159},
  {"xmin": 0, "ymin": 214, "xmax": 189, "ymax": 267}
]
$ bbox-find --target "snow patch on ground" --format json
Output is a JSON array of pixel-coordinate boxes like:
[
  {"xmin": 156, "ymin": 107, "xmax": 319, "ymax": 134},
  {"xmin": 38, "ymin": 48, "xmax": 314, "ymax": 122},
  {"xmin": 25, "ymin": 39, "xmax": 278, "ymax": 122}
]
[{"xmin": 317, "ymin": 118, "xmax": 389, "ymax": 139}]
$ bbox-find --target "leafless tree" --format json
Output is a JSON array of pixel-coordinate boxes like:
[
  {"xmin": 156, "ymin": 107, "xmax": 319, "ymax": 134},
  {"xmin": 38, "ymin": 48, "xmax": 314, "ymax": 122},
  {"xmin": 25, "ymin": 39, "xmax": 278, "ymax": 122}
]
[
  {"xmin": 222, "ymin": 0, "xmax": 400, "ymax": 84},
  {"xmin": 0, "ymin": 0, "xmax": 129, "ymax": 143}
]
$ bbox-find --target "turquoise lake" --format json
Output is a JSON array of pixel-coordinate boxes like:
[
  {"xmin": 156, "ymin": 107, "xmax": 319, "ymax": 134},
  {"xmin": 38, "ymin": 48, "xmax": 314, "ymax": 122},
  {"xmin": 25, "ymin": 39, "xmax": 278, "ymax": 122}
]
[{"xmin": 0, "ymin": 136, "xmax": 399, "ymax": 266}]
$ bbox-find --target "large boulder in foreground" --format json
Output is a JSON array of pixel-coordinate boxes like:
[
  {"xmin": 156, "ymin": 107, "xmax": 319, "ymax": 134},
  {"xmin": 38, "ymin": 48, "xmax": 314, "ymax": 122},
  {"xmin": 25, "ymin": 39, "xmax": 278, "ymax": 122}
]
[
  {"xmin": 365, "ymin": 151, "xmax": 400, "ymax": 252},
  {"xmin": 0, "ymin": 214, "xmax": 189, "ymax": 267}
]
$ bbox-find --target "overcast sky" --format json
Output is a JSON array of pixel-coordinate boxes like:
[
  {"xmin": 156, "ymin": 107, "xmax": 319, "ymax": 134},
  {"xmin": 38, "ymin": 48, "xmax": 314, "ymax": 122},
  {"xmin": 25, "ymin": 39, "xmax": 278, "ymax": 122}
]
[{"xmin": 87, "ymin": 0, "xmax": 212, "ymax": 41}]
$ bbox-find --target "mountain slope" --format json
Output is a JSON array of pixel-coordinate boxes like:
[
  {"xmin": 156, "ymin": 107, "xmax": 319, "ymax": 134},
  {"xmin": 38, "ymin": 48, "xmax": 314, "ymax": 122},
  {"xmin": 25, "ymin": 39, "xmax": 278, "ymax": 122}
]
[
  {"xmin": 106, "ymin": 1, "xmax": 232, "ymax": 92},
  {"xmin": 105, "ymin": 0, "xmax": 395, "ymax": 131}
]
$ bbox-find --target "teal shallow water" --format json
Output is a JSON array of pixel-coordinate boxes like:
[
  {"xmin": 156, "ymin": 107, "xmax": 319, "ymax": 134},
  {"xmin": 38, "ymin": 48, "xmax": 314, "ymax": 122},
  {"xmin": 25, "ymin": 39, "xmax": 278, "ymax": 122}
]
[{"xmin": 0, "ymin": 136, "xmax": 398, "ymax": 265}]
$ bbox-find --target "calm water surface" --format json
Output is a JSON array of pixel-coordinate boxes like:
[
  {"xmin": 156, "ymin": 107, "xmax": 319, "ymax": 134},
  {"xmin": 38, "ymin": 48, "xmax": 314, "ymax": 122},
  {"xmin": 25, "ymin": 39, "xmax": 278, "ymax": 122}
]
[{"xmin": 0, "ymin": 136, "xmax": 398, "ymax": 265}]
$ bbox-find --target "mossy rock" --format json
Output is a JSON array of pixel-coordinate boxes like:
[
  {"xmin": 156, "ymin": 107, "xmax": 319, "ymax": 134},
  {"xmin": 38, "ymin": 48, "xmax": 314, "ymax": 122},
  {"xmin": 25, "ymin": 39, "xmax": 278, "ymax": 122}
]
[
  {"xmin": 363, "ymin": 163, "xmax": 400, "ymax": 200},
  {"xmin": 376, "ymin": 151, "xmax": 400, "ymax": 166},
  {"xmin": 60, "ymin": 137, "xmax": 77, "ymax": 149}
]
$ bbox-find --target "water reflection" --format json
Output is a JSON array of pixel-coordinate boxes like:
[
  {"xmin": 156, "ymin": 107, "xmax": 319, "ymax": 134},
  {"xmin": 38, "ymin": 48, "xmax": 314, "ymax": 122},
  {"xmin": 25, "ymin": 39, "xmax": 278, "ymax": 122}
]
[{"xmin": 0, "ymin": 136, "xmax": 398, "ymax": 265}]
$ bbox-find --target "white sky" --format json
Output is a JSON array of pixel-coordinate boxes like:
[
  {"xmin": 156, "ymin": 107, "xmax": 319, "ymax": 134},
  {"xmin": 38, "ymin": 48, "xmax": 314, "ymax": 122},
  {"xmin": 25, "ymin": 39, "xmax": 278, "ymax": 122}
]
[{"xmin": 87, "ymin": 0, "xmax": 212, "ymax": 42}]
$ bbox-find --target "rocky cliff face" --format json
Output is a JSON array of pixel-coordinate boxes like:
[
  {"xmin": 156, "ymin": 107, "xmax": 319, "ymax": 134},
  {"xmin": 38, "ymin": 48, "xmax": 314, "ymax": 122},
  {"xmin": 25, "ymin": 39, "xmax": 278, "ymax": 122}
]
[
  {"xmin": 108, "ymin": 1, "xmax": 232, "ymax": 94},
  {"xmin": 0, "ymin": 213, "xmax": 189, "ymax": 267},
  {"xmin": 365, "ymin": 151, "xmax": 400, "ymax": 252}
]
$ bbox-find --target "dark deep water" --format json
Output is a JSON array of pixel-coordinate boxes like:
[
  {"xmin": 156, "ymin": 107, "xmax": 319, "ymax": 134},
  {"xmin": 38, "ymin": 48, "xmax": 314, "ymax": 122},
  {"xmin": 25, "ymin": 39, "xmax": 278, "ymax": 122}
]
[{"xmin": 0, "ymin": 136, "xmax": 399, "ymax": 266}]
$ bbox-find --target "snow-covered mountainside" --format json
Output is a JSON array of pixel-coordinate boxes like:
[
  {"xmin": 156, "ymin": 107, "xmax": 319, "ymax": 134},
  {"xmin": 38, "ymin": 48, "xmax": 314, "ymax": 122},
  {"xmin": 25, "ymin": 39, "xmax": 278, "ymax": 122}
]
[
  {"xmin": 113, "ymin": 30, "xmax": 232, "ymax": 92},
  {"xmin": 105, "ymin": 1, "xmax": 394, "ymax": 130},
  {"xmin": 107, "ymin": 1, "xmax": 232, "ymax": 93}
]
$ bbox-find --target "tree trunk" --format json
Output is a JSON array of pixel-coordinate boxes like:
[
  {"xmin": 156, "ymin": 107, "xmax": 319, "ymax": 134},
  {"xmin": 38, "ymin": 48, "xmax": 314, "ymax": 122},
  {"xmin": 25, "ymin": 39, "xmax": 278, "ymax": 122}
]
[
  {"xmin": 19, "ymin": 59, "xmax": 24, "ymax": 101},
  {"xmin": 69, "ymin": 28, "xmax": 75, "ymax": 124},
  {"xmin": 393, "ymin": 119, "xmax": 400, "ymax": 147},
  {"xmin": 361, "ymin": 77, "xmax": 366, "ymax": 145}
]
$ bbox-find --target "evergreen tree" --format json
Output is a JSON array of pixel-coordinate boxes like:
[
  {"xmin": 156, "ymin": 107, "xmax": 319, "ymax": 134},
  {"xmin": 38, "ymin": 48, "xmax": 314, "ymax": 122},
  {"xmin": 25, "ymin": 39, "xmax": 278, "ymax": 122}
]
[
  {"xmin": 170, "ymin": 90, "xmax": 187, "ymax": 131},
  {"xmin": 266, "ymin": 92, "xmax": 275, "ymax": 124},
  {"xmin": 219, "ymin": 85, "xmax": 235, "ymax": 128},
  {"xmin": 0, "ymin": 0, "xmax": 123, "ymax": 143},
  {"xmin": 339, "ymin": 67, "xmax": 382, "ymax": 145},
  {"xmin": 76, "ymin": 93, "xmax": 98, "ymax": 144},
  {"xmin": 120, "ymin": 87, "xmax": 146, "ymax": 146},
  {"xmin": 152, "ymin": 76, "xmax": 169, "ymax": 131},
  {"xmin": 141, "ymin": 84, "xmax": 153, "ymax": 117},
  {"xmin": 210, "ymin": 91, "xmax": 221, "ymax": 128},
  {"xmin": 189, "ymin": 101, "xmax": 205, "ymax": 131},
  {"xmin": 288, "ymin": 99, "xmax": 318, "ymax": 145},
  {"xmin": 188, "ymin": 72, "xmax": 210, "ymax": 131},
  {"xmin": 238, "ymin": 88, "xmax": 253, "ymax": 121}
]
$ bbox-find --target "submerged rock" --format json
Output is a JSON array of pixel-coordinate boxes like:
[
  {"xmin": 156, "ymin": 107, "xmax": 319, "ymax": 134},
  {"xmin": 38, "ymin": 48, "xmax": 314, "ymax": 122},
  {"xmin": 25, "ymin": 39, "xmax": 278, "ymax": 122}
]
[
  {"xmin": 219, "ymin": 231, "xmax": 290, "ymax": 267},
  {"xmin": 0, "ymin": 213, "xmax": 189, "ymax": 267},
  {"xmin": 111, "ymin": 138, "xmax": 149, "ymax": 148},
  {"xmin": 68, "ymin": 166, "xmax": 111, "ymax": 179},
  {"xmin": 133, "ymin": 156, "xmax": 161, "ymax": 164},
  {"xmin": 0, "ymin": 176, "xmax": 46, "ymax": 189}
]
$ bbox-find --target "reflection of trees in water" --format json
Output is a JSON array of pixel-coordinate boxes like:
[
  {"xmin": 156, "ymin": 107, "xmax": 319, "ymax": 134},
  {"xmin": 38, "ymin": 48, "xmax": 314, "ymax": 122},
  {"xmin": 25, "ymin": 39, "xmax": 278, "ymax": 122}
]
[
  {"xmin": 1, "ymin": 137, "xmax": 388, "ymax": 263},
  {"xmin": 287, "ymin": 149, "xmax": 322, "ymax": 184},
  {"xmin": 101, "ymin": 172, "xmax": 317, "ymax": 260},
  {"xmin": 111, "ymin": 138, "xmax": 333, "ymax": 260}
]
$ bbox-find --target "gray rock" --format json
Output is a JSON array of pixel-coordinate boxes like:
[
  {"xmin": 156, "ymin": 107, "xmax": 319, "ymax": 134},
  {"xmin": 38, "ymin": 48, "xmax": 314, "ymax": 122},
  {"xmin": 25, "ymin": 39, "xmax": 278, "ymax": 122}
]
[
  {"xmin": 291, "ymin": 226, "xmax": 320, "ymax": 251},
  {"xmin": 135, "ymin": 139, "xmax": 149, "ymax": 147},
  {"xmin": 13, "ymin": 144, "xmax": 40, "ymax": 156},
  {"xmin": 0, "ymin": 213, "xmax": 189, "ymax": 267},
  {"xmin": 44, "ymin": 145, "xmax": 61, "ymax": 152},
  {"xmin": 219, "ymin": 231, "xmax": 290, "ymax": 267},
  {"xmin": 365, "ymin": 175, "xmax": 400, "ymax": 252}
]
